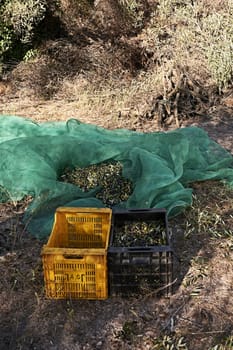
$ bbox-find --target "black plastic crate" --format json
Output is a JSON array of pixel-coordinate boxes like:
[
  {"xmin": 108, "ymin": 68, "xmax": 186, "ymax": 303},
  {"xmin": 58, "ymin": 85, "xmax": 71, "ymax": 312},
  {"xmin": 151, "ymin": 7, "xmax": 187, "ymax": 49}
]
[{"xmin": 108, "ymin": 208, "xmax": 173, "ymax": 297}]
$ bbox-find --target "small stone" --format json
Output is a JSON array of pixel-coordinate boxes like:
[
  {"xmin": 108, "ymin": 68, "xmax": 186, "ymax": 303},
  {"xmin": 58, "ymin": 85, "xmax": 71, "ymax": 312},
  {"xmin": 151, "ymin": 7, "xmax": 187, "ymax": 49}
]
[
  {"xmin": 96, "ymin": 341, "xmax": 103, "ymax": 348},
  {"xmin": 145, "ymin": 330, "xmax": 155, "ymax": 338}
]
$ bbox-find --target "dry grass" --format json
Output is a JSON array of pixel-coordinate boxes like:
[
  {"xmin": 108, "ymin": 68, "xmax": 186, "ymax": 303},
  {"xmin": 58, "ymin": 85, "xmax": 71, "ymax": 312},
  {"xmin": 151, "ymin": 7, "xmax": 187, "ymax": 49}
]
[
  {"xmin": 1, "ymin": 0, "xmax": 232, "ymax": 130},
  {"xmin": 0, "ymin": 1, "xmax": 233, "ymax": 349},
  {"xmin": 168, "ymin": 181, "xmax": 233, "ymax": 349},
  {"xmin": 0, "ymin": 181, "xmax": 233, "ymax": 350}
]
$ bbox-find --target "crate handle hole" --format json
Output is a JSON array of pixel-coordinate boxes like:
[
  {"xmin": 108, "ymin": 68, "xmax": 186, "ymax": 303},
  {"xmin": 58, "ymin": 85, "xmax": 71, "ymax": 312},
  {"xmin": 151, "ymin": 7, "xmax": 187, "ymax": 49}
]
[
  {"xmin": 128, "ymin": 247, "xmax": 153, "ymax": 252},
  {"xmin": 127, "ymin": 209, "xmax": 150, "ymax": 212},
  {"xmin": 63, "ymin": 254, "xmax": 84, "ymax": 259}
]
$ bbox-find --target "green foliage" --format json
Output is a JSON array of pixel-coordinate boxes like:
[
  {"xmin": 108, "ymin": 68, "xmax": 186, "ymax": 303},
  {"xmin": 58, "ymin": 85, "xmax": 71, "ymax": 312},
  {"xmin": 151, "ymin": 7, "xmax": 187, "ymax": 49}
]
[
  {"xmin": 0, "ymin": 3, "xmax": 13, "ymax": 73},
  {"xmin": 23, "ymin": 48, "xmax": 39, "ymax": 62},
  {"xmin": 201, "ymin": 12, "xmax": 233, "ymax": 92},
  {"xmin": 155, "ymin": 0, "xmax": 233, "ymax": 91},
  {"xmin": 3, "ymin": 0, "xmax": 47, "ymax": 43},
  {"xmin": 152, "ymin": 335, "xmax": 188, "ymax": 349},
  {"xmin": 210, "ymin": 335, "xmax": 233, "ymax": 350},
  {"xmin": 0, "ymin": 22, "xmax": 14, "ymax": 58},
  {"xmin": 0, "ymin": 0, "xmax": 47, "ymax": 71},
  {"xmin": 118, "ymin": 0, "xmax": 145, "ymax": 29},
  {"xmin": 158, "ymin": 0, "xmax": 189, "ymax": 19},
  {"xmin": 119, "ymin": 0, "xmax": 139, "ymax": 13}
]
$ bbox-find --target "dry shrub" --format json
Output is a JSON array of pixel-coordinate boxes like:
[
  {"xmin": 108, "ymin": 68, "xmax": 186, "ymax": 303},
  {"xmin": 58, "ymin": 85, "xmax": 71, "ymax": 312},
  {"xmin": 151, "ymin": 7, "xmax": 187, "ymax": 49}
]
[
  {"xmin": 15, "ymin": 40, "xmax": 146, "ymax": 100},
  {"xmin": 54, "ymin": 0, "xmax": 154, "ymax": 40},
  {"xmin": 10, "ymin": 39, "xmax": 92, "ymax": 99},
  {"xmin": 149, "ymin": 66, "xmax": 210, "ymax": 128},
  {"xmin": 152, "ymin": 0, "xmax": 233, "ymax": 91},
  {"xmin": 57, "ymin": 62, "xmax": 212, "ymax": 131},
  {"xmin": 5, "ymin": 0, "xmax": 233, "ymax": 125},
  {"xmin": 58, "ymin": 0, "xmax": 145, "ymax": 37},
  {"xmin": 56, "ymin": 65, "xmax": 164, "ymax": 129},
  {"xmin": 58, "ymin": 0, "xmax": 95, "ymax": 34},
  {"xmin": 92, "ymin": 0, "xmax": 151, "ymax": 37},
  {"xmin": 9, "ymin": 5, "xmax": 150, "ymax": 100}
]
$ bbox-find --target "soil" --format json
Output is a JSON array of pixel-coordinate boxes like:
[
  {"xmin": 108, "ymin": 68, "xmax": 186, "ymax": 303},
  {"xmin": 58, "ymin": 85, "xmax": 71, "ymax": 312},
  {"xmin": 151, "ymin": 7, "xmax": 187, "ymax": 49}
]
[
  {"xmin": 0, "ymin": 104, "xmax": 232, "ymax": 350},
  {"xmin": 0, "ymin": 2, "xmax": 233, "ymax": 348}
]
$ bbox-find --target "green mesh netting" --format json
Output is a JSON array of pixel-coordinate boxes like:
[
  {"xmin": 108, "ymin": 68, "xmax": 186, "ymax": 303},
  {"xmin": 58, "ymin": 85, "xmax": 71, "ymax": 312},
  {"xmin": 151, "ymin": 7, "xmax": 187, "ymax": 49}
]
[{"xmin": 0, "ymin": 115, "xmax": 233, "ymax": 239}]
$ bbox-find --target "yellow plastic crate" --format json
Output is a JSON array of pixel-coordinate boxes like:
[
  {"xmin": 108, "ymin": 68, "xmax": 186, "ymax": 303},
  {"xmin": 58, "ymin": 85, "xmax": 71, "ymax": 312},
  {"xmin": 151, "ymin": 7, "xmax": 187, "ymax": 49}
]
[
  {"xmin": 42, "ymin": 207, "xmax": 112, "ymax": 299},
  {"xmin": 42, "ymin": 248, "xmax": 108, "ymax": 299},
  {"xmin": 47, "ymin": 207, "xmax": 112, "ymax": 249}
]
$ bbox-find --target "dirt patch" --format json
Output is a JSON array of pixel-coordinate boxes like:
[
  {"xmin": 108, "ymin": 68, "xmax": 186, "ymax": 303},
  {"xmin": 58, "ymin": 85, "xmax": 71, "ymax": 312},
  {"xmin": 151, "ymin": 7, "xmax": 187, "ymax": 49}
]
[
  {"xmin": 0, "ymin": 1, "xmax": 233, "ymax": 349},
  {"xmin": 1, "ymin": 63, "xmax": 233, "ymax": 350},
  {"xmin": 0, "ymin": 148, "xmax": 233, "ymax": 350}
]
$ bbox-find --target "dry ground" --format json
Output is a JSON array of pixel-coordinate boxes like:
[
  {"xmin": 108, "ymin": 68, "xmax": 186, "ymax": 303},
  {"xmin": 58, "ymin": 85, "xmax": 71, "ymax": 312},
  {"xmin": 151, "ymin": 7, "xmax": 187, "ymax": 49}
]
[
  {"xmin": 0, "ymin": 104, "xmax": 232, "ymax": 350},
  {"xmin": 0, "ymin": 1, "xmax": 233, "ymax": 349}
]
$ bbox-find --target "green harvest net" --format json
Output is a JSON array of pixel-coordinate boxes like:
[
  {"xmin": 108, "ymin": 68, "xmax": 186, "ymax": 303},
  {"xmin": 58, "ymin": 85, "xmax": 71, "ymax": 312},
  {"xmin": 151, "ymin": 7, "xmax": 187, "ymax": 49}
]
[{"xmin": 0, "ymin": 115, "xmax": 233, "ymax": 239}]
